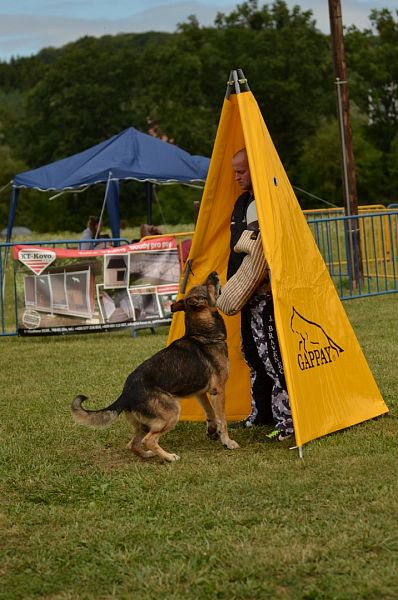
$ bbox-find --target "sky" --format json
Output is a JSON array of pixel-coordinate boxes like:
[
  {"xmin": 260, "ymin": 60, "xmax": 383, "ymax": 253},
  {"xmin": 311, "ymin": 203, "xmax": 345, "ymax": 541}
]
[{"xmin": 0, "ymin": 0, "xmax": 396, "ymax": 62}]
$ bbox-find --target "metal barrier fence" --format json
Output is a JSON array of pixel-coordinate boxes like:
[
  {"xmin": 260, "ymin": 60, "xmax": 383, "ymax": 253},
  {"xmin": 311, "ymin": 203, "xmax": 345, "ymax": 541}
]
[
  {"xmin": 1, "ymin": 213, "xmax": 397, "ymax": 336},
  {"xmin": 307, "ymin": 211, "xmax": 398, "ymax": 299},
  {"xmin": 303, "ymin": 204, "xmax": 386, "ymax": 221}
]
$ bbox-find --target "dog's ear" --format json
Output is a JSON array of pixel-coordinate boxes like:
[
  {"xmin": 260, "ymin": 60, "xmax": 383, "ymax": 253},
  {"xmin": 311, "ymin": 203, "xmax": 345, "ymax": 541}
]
[{"xmin": 170, "ymin": 299, "xmax": 185, "ymax": 313}]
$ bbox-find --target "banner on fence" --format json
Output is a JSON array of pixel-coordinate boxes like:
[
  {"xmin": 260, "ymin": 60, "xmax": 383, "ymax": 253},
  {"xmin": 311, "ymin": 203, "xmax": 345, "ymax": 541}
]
[{"xmin": 13, "ymin": 237, "xmax": 180, "ymax": 335}]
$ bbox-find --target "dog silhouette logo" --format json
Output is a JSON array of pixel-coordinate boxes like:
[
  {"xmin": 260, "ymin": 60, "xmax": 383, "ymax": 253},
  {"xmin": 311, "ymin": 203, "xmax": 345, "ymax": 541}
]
[{"xmin": 290, "ymin": 307, "xmax": 344, "ymax": 371}]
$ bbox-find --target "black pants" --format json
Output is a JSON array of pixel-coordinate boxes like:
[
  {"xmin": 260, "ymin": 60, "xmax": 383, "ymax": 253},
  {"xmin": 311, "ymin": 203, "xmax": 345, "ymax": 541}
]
[{"xmin": 240, "ymin": 303, "xmax": 274, "ymax": 424}]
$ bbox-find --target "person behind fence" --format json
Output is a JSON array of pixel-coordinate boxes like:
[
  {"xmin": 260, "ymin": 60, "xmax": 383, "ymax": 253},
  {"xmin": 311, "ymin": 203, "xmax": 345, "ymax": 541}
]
[
  {"xmin": 131, "ymin": 224, "xmax": 163, "ymax": 243},
  {"xmin": 217, "ymin": 148, "xmax": 294, "ymax": 442},
  {"xmin": 79, "ymin": 216, "xmax": 109, "ymax": 249},
  {"xmin": 140, "ymin": 224, "xmax": 162, "ymax": 239}
]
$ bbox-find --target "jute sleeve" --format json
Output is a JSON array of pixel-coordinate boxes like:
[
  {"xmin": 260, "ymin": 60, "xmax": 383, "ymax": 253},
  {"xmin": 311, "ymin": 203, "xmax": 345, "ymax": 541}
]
[{"xmin": 217, "ymin": 230, "xmax": 269, "ymax": 316}]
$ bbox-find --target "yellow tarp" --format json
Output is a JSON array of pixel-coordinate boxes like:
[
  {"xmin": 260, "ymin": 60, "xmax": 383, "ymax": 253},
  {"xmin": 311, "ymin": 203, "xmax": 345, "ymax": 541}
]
[{"xmin": 168, "ymin": 87, "xmax": 388, "ymax": 446}]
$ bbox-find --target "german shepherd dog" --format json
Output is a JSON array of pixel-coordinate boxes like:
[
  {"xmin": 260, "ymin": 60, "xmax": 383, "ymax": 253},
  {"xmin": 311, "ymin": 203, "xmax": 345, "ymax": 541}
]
[{"xmin": 71, "ymin": 272, "xmax": 239, "ymax": 462}]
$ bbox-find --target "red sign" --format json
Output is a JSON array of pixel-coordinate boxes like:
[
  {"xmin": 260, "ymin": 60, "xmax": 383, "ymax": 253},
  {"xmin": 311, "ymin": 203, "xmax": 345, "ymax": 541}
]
[{"xmin": 17, "ymin": 248, "xmax": 56, "ymax": 275}]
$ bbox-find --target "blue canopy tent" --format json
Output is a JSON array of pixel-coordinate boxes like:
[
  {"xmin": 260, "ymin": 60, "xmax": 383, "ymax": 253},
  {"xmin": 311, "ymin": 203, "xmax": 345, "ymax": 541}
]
[{"xmin": 6, "ymin": 126, "xmax": 210, "ymax": 242}]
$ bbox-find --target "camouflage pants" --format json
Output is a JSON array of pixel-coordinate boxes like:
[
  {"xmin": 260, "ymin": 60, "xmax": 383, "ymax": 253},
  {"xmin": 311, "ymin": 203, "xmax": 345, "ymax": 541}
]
[
  {"xmin": 246, "ymin": 293, "xmax": 294, "ymax": 434},
  {"xmin": 240, "ymin": 304, "xmax": 274, "ymax": 425}
]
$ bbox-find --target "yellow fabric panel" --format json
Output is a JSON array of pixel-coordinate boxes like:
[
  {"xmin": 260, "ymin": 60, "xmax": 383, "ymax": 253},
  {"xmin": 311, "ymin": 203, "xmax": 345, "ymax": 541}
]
[
  {"xmin": 168, "ymin": 89, "xmax": 388, "ymax": 443},
  {"xmin": 168, "ymin": 97, "xmax": 251, "ymax": 421},
  {"xmin": 236, "ymin": 91, "xmax": 388, "ymax": 446}
]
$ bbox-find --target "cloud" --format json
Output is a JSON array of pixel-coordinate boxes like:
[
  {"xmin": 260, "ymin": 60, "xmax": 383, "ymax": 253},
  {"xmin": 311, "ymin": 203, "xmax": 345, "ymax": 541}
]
[
  {"xmin": 0, "ymin": 15, "xmax": 110, "ymax": 59},
  {"xmin": 0, "ymin": 3, "xmax": 235, "ymax": 60},
  {"xmin": 0, "ymin": 1, "xmax": 394, "ymax": 62},
  {"xmin": 299, "ymin": 0, "xmax": 397, "ymax": 30}
]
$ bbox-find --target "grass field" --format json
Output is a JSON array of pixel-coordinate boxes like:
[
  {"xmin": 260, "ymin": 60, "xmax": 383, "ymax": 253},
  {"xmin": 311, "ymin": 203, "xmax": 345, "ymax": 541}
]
[{"xmin": 1, "ymin": 294, "xmax": 397, "ymax": 599}]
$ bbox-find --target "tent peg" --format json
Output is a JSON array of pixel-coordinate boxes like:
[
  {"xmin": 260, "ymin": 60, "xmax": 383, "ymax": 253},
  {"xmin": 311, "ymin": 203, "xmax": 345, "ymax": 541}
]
[{"xmin": 289, "ymin": 444, "xmax": 304, "ymax": 460}]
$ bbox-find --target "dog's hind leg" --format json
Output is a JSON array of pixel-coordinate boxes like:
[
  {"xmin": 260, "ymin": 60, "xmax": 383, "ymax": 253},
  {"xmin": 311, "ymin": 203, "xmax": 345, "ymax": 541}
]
[
  {"xmin": 196, "ymin": 392, "xmax": 219, "ymax": 439},
  {"xmin": 141, "ymin": 403, "xmax": 181, "ymax": 462},
  {"xmin": 209, "ymin": 387, "xmax": 239, "ymax": 450},
  {"xmin": 143, "ymin": 430, "xmax": 180, "ymax": 462},
  {"xmin": 124, "ymin": 413, "xmax": 155, "ymax": 459},
  {"xmin": 127, "ymin": 429, "xmax": 156, "ymax": 459}
]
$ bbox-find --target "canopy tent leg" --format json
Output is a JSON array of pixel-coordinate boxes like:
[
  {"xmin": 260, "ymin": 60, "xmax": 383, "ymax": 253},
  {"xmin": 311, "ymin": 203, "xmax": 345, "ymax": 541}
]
[
  {"xmin": 2, "ymin": 187, "xmax": 19, "ymax": 302},
  {"xmin": 153, "ymin": 185, "xmax": 166, "ymax": 225},
  {"xmin": 97, "ymin": 172, "xmax": 112, "ymax": 238},
  {"xmin": 145, "ymin": 182, "xmax": 153, "ymax": 224},
  {"xmin": 96, "ymin": 172, "xmax": 120, "ymax": 242},
  {"xmin": 5, "ymin": 187, "xmax": 19, "ymax": 245},
  {"xmin": 106, "ymin": 179, "xmax": 120, "ymax": 241}
]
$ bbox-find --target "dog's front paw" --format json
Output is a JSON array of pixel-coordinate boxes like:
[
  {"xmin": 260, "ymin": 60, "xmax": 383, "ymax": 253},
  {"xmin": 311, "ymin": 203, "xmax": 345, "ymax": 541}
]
[
  {"xmin": 165, "ymin": 453, "xmax": 181, "ymax": 462},
  {"xmin": 223, "ymin": 438, "xmax": 240, "ymax": 450}
]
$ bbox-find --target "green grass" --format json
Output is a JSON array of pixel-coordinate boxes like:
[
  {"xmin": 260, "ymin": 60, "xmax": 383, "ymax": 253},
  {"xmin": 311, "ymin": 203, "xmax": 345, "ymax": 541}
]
[{"xmin": 1, "ymin": 295, "xmax": 397, "ymax": 599}]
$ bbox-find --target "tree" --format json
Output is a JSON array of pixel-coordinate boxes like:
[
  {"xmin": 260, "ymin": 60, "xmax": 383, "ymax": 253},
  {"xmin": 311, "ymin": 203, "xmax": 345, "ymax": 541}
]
[
  {"xmin": 214, "ymin": 0, "xmax": 334, "ymax": 176},
  {"xmin": 345, "ymin": 9, "xmax": 398, "ymax": 199},
  {"xmin": 0, "ymin": 145, "xmax": 28, "ymax": 229},
  {"xmin": 13, "ymin": 34, "xmax": 171, "ymax": 167},
  {"xmin": 132, "ymin": 17, "xmax": 221, "ymax": 156},
  {"xmin": 346, "ymin": 10, "xmax": 398, "ymax": 151},
  {"xmin": 133, "ymin": 1, "xmax": 334, "ymax": 168},
  {"xmin": 296, "ymin": 111, "xmax": 385, "ymax": 208},
  {"xmin": 2, "ymin": 1, "xmax": 396, "ymax": 229}
]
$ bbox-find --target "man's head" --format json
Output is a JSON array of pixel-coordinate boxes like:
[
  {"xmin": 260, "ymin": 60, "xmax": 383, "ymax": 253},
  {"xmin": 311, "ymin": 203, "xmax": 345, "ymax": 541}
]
[
  {"xmin": 232, "ymin": 148, "xmax": 252, "ymax": 192},
  {"xmin": 88, "ymin": 216, "xmax": 101, "ymax": 234},
  {"xmin": 140, "ymin": 223, "xmax": 162, "ymax": 239}
]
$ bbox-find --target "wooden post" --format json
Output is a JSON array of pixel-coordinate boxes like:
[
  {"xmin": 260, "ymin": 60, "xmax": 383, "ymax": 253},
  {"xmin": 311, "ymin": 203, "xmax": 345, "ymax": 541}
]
[
  {"xmin": 193, "ymin": 200, "xmax": 200, "ymax": 225},
  {"xmin": 328, "ymin": 0, "xmax": 362, "ymax": 286}
]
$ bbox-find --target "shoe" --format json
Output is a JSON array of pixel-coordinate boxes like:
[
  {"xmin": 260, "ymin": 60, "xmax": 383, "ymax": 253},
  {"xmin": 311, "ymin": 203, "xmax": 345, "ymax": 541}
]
[
  {"xmin": 262, "ymin": 429, "xmax": 293, "ymax": 442},
  {"xmin": 229, "ymin": 418, "xmax": 274, "ymax": 430},
  {"xmin": 229, "ymin": 419, "xmax": 256, "ymax": 429}
]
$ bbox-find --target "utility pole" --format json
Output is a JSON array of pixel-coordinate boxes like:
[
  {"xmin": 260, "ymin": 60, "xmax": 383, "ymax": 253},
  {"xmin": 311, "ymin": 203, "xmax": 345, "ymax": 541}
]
[{"xmin": 328, "ymin": 0, "xmax": 362, "ymax": 286}]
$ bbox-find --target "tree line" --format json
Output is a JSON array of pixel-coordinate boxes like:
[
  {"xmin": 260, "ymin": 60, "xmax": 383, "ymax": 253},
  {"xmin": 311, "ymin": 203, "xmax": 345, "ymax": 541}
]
[{"xmin": 0, "ymin": 0, "xmax": 397, "ymax": 232}]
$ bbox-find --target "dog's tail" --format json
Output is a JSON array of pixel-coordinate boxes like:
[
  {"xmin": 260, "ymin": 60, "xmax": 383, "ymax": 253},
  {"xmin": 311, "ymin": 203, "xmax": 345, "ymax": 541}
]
[{"xmin": 71, "ymin": 394, "xmax": 124, "ymax": 428}]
